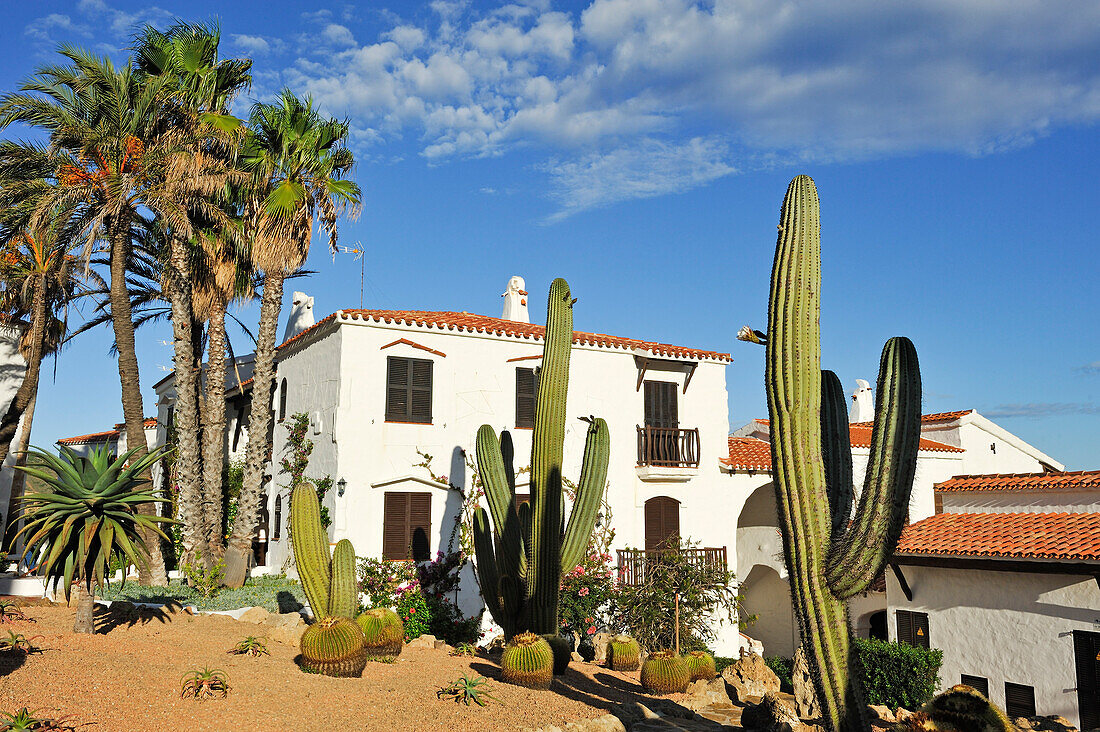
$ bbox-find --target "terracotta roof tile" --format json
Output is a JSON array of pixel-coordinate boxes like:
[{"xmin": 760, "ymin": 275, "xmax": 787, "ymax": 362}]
[
  {"xmin": 850, "ymin": 410, "xmax": 973, "ymax": 428},
  {"xmin": 57, "ymin": 418, "xmax": 157, "ymax": 446},
  {"xmin": 281, "ymin": 309, "xmax": 730, "ymax": 362},
  {"xmin": 935, "ymin": 470, "xmax": 1100, "ymax": 493},
  {"xmin": 895, "ymin": 511, "xmax": 1100, "ymax": 562},
  {"xmin": 723, "ymin": 425, "xmax": 962, "ymax": 470}
]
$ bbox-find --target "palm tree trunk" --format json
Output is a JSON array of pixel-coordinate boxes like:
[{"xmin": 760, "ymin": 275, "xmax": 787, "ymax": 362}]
[
  {"xmin": 202, "ymin": 303, "xmax": 228, "ymax": 559},
  {"xmin": 72, "ymin": 583, "xmax": 96, "ymax": 634},
  {"xmin": 4, "ymin": 391, "xmax": 36, "ymax": 558},
  {"xmin": 222, "ymin": 270, "xmax": 285, "ymax": 588},
  {"xmin": 1, "ymin": 275, "xmax": 47, "ymax": 549},
  {"xmin": 166, "ymin": 234, "xmax": 208, "ymax": 569},
  {"xmin": 109, "ymin": 220, "xmax": 167, "ymax": 586}
]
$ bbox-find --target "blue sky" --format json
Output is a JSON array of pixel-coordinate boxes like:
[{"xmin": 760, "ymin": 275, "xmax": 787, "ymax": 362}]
[{"xmin": 5, "ymin": 0, "xmax": 1100, "ymax": 469}]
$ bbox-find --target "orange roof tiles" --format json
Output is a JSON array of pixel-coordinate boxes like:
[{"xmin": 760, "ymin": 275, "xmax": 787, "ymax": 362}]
[
  {"xmin": 848, "ymin": 425, "xmax": 964, "ymax": 453},
  {"xmin": 57, "ymin": 418, "xmax": 157, "ymax": 446},
  {"xmin": 851, "ymin": 410, "xmax": 973, "ymax": 428},
  {"xmin": 895, "ymin": 511, "xmax": 1100, "ymax": 562},
  {"xmin": 935, "ymin": 470, "xmax": 1100, "ymax": 493},
  {"xmin": 280, "ymin": 309, "xmax": 730, "ymax": 362},
  {"xmin": 723, "ymin": 425, "xmax": 963, "ymax": 470}
]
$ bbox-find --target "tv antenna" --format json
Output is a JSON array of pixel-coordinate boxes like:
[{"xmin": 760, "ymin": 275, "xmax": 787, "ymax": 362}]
[{"xmin": 335, "ymin": 243, "xmax": 365, "ymax": 309}]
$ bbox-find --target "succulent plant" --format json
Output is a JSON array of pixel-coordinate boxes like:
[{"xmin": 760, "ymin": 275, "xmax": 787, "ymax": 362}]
[
  {"xmin": 0, "ymin": 708, "xmax": 75, "ymax": 731},
  {"xmin": 607, "ymin": 635, "xmax": 640, "ymax": 672},
  {"xmin": 744, "ymin": 175, "xmax": 921, "ymax": 732},
  {"xmin": 437, "ymin": 674, "xmax": 500, "ymax": 707},
  {"xmin": 450, "ymin": 642, "xmax": 478, "ymax": 657},
  {"xmin": 893, "ymin": 685, "xmax": 1014, "ymax": 732},
  {"xmin": 356, "ymin": 607, "xmax": 404, "ymax": 660},
  {"xmin": 500, "ymin": 631, "xmax": 554, "ymax": 690},
  {"xmin": 472, "ymin": 278, "xmax": 611, "ymax": 639},
  {"xmin": 179, "ymin": 667, "xmax": 230, "ymax": 700},
  {"xmin": 0, "ymin": 632, "xmax": 42, "ymax": 655},
  {"xmin": 684, "ymin": 650, "xmax": 716, "ymax": 681},
  {"xmin": 541, "ymin": 634, "xmax": 571, "ymax": 675},
  {"xmin": 640, "ymin": 650, "xmax": 690, "ymax": 695},
  {"xmin": 298, "ymin": 616, "xmax": 367, "ymax": 678},
  {"xmin": 290, "ymin": 484, "xmax": 358, "ymax": 620},
  {"xmin": 227, "ymin": 636, "xmax": 269, "ymax": 657},
  {"xmin": 0, "ymin": 601, "xmax": 30, "ymax": 625}
]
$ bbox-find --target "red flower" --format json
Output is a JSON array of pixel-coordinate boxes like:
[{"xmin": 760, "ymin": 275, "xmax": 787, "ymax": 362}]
[{"xmin": 587, "ymin": 626, "xmax": 596, "ymax": 635}]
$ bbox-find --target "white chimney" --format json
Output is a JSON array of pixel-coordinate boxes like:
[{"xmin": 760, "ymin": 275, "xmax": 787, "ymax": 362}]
[
  {"xmin": 501, "ymin": 276, "xmax": 529, "ymax": 323},
  {"xmin": 283, "ymin": 291, "xmax": 315, "ymax": 342},
  {"xmin": 850, "ymin": 379, "xmax": 873, "ymax": 423}
]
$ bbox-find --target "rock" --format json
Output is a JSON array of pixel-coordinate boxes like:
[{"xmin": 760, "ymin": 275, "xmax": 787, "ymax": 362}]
[
  {"xmin": 792, "ymin": 646, "xmax": 820, "ymax": 720},
  {"xmin": 238, "ymin": 606, "xmax": 271, "ymax": 624},
  {"xmin": 722, "ymin": 652, "xmax": 780, "ymax": 704},
  {"xmin": 264, "ymin": 612, "xmax": 307, "ymax": 645},
  {"xmin": 433, "ymin": 639, "xmax": 448, "ymax": 650},
  {"xmin": 592, "ymin": 632, "xmax": 613, "ymax": 663},
  {"xmin": 868, "ymin": 705, "xmax": 895, "ymax": 723},
  {"xmin": 485, "ymin": 634, "xmax": 507, "ymax": 655},
  {"xmin": 1019, "ymin": 716, "xmax": 1078, "ymax": 732},
  {"xmin": 682, "ymin": 677, "xmax": 732, "ymax": 712},
  {"xmin": 741, "ymin": 692, "xmax": 801, "ymax": 731},
  {"xmin": 895, "ymin": 708, "xmax": 915, "ymax": 723},
  {"xmin": 406, "ymin": 634, "xmax": 438, "ymax": 649},
  {"xmin": 562, "ymin": 714, "xmax": 628, "ymax": 732},
  {"xmin": 571, "ymin": 651, "xmax": 584, "ymax": 663}
]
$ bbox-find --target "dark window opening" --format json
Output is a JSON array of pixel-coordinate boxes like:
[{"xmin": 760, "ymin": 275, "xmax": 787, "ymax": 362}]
[
  {"xmin": 1073, "ymin": 630, "xmax": 1100, "ymax": 729},
  {"xmin": 278, "ymin": 378, "xmax": 288, "ymax": 421},
  {"xmin": 273, "ymin": 494, "xmax": 282, "ymax": 540},
  {"xmin": 386, "ymin": 357, "xmax": 433, "ymax": 424},
  {"xmin": 516, "ymin": 368, "xmax": 537, "ymax": 429},
  {"xmin": 382, "ymin": 491, "xmax": 431, "ymax": 561},
  {"xmin": 896, "ymin": 609, "xmax": 929, "ymax": 649},
  {"xmin": 1004, "ymin": 682, "xmax": 1036, "ymax": 719},
  {"xmin": 868, "ymin": 611, "xmax": 887, "ymax": 641},
  {"xmin": 960, "ymin": 675, "xmax": 989, "ymax": 698}
]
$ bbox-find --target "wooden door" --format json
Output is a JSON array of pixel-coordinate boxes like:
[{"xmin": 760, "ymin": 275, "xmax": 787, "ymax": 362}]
[
  {"xmin": 644, "ymin": 496, "xmax": 680, "ymax": 553},
  {"xmin": 643, "ymin": 381, "xmax": 680, "ymax": 464},
  {"xmin": 1075, "ymin": 630, "xmax": 1100, "ymax": 729}
]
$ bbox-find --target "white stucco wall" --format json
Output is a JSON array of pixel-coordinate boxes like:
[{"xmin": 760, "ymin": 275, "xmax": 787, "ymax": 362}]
[
  {"xmin": 941, "ymin": 490, "xmax": 1100, "ymax": 514},
  {"xmin": 887, "ymin": 565, "xmax": 1100, "ymax": 727},
  {"xmin": 921, "ymin": 413, "xmax": 1063, "ymax": 475},
  {"xmin": 853, "ymin": 449, "xmax": 964, "ymax": 523}
]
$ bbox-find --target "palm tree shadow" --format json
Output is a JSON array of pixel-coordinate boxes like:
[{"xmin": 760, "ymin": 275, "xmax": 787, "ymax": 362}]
[
  {"xmin": 94, "ymin": 600, "xmax": 180, "ymax": 633},
  {"xmin": 0, "ymin": 651, "xmax": 25, "ymax": 676}
]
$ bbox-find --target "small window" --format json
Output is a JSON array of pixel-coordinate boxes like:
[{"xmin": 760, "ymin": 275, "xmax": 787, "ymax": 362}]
[
  {"xmin": 273, "ymin": 494, "xmax": 282, "ymax": 540},
  {"xmin": 386, "ymin": 357, "xmax": 433, "ymax": 424},
  {"xmin": 382, "ymin": 492, "xmax": 431, "ymax": 561},
  {"xmin": 1004, "ymin": 682, "xmax": 1036, "ymax": 718},
  {"xmin": 278, "ymin": 378, "xmax": 288, "ymax": 421},
  {"xmin": 516, "ymin": 368, "xmax": 537, "ymax": 428},
  {"xmin": 896, "ymin": 609, "xmax": 929, "ymax": 648},
  {"xmin": 961, "ymin": 675, "xmax": 989, "ymax": 698}
]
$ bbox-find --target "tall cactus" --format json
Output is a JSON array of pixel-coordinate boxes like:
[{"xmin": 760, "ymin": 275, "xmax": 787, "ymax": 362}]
[
  {"xmin": 291, "ymin": 484, "xmax": 358, "ymax": 620},
  {"xmin": 740, "ymin": 175, "xmax": 921, "ymax": 732},
  {"xmin": 473, "ymin": 278, "xmax": 611, "ymax": 639}
]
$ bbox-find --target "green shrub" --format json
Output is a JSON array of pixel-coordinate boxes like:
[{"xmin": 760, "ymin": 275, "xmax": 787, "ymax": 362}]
[
  {"xmin": 98, "ymin": 573, "xmax": 306, "ymax": 613},
  {"xmin": 394, "ymin": 589, "xmax": 480, "ymax": 645},
  {"xmin": 396, "ymin": 591, "xmax": 431, "ymax": 640},
  {"xmin": 853, "ymin": 637, "xmax": 942, "ymax": 710},
  {"xmin": 765, "ymin": 656, "xmax": 794, "ymax": 693},
  {"xmin": 714, "ymin": 656, "xmax": 736, "ymax": 675}
]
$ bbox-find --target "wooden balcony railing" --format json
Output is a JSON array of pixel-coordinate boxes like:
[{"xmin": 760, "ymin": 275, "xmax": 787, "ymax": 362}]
[
  {"xmin": 636, "ymin": 426, "xmax": 700, "ymax": 468},
  {"xmin": 616, "ymin": 546, "xmax": 727, "ymax": 587}
]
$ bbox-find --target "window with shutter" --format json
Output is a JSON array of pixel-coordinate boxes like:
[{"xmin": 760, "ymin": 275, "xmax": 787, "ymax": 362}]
[
  {"xmin": 644, "ymin": 496, "xmax": 680, "ymax": 553},
  {"xmin": 386, "ymin": 357, "xmax": 433, "ymax": 423},
  {"xmin": 643, "ymin": 381, "xmax": 679, "ymax": 428},
  {"xmin": 896, "ymin": 610, "xmax": 914, "ymax": 646},
  {"xmin": 960, "ymin": 675, "xmax": 989, "ymax": 698},
  {"xmin": 1073, "ymin": 630, "xmax": 1100, "ymax": 730},
  {"xmin": 1004, "ymin": 683, "xmax": 1036, "ymax": 718},
  {"xmin": 913, "ymin": 611, "xmax": 929, "ymax": 649},
  {"xmin": 516, "ymin": 368, "xmax": 537, "ymax": 428},
  {"xmin": 382, "ymin": 492, "xmax": 433, "ymax": 561}
]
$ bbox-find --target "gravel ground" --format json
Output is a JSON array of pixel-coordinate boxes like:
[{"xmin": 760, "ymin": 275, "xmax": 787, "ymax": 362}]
[{"xmin": 0, "ymin": 601, "xmax": 684, "ymax": 731}]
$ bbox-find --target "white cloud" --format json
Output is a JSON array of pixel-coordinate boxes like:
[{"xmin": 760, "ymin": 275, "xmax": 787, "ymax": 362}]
[
  {"xmin": 230, "ymin": 34, "xmax": 284, "ymax": 56},
  {"xmin": 24, "ymin": 13, "xmax": 90, "ymax": 43},
  {"xmin": 321, "ymin": 24, "xmax": 357, "ymax": 48},
  {"xmin": 76, "ymin": 0, "xmax": 174, "ymax": 37}
]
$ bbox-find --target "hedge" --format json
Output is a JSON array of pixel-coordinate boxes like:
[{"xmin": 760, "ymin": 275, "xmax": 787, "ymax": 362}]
[{"xmin": 853, "ymin": 637, "xmax": 943, "ymax": 710}]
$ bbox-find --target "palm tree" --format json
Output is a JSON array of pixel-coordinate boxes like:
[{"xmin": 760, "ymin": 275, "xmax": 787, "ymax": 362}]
[
  {"xmin": 0, "ymin": 46, "xmax": 222, "ymax": 584},
  {"xmin": 14, "ymin": 444, "xmax": 173, "ymax": 633},
  {"xmin": 130, "ymin": 22, "xmax": 251, "ymax": 569},
  {"xmin": 0, "ymin": 219, "xmax": 85, "ymax": 550},
  {"xmin": 221, "ymin": 91, "xmax": 360, "ymax": 587}
]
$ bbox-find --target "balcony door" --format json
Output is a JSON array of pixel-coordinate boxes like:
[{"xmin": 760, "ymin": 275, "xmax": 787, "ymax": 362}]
[
  {"xmin": 645, "ymin": 496, "xmax": 680, "ymax": 553},
  {"xmin": 1075, "ymin": 630, "xmax": 1100, "ymax": 730},
  {"xmin": 644, "ymin": 381, "xmax": 680, "ymax": 465}
]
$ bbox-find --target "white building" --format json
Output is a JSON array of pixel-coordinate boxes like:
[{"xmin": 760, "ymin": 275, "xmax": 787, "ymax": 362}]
[
  {"xmin": 55, "ymin": 418, "xmax": 159, "ymax": 457},
  {"xmin": 724, "ymin": 407, "xmax": 1064, "ymax": 658},
  {"xmin": 889, "ymin": 470, "xmax": 1100, "ymax": 728}
]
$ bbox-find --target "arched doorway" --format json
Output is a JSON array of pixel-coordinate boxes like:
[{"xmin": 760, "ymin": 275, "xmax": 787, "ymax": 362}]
[
  {"xmin": 644, "ymin": 496, "xmax": 680, "ymax": 552},
  {"xmin": 739, "ymin": 564, "xmax": 798, "ymax": 658}
]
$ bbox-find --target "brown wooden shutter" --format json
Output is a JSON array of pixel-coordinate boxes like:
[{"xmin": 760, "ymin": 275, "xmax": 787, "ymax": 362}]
[
  {"xmin": 1004, "ymin": 682, "xmax": 1036, "ymax": 718},
  {"xmin": 514, "ymin": 493, "xmax": 530, "ymax": 507},
  {"xmin": 1074, "ymin": 630, "xmax": 1100, "ymax": 729},
  {"xmin": 960, "ymin": 675, "xmax": 989, "ymax": 698},
  {"xmin": 409, "ymin": 493, "xmax": 431, "ymax": 562},
  {"xmin": 913, "ymin": 611, "xmax": 929, "ymax": 649},
  {"xmin": 896, "ymin": 609, "xmax": 913, "ymax": 645},
  {"xmin": 644, "ymin": 381, "xmax": 678, "ymax": 428},
  {"xmin": 386, "ymin": 357, "xmax": 433, "ymax": 423},
  {"xmin": 386, "ymin": 358, "xmax": 409, "ymax": 420},
  {"xmin": 516, "ymin": 368, "xmax": 537, "ymax": 428},
  {"xmin": 382, "ymin": 492, "xmax": 408, "ymax": 560},
  {"xmin": 410, "ymin": 359, "xmax": 433, "ymax": 423},
  {"xmin": 273, "ymin": 494, "xmax": 282, "ymax": 540},
  {"xmin": 934, "ymin": 492, "xmax": 944, "ymax": 514},
  {"xmin": 644, "ymin": 496, "xmax": 680, "ymax": 552}
]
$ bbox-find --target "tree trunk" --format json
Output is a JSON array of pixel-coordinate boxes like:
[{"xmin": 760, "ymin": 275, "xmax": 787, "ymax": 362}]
[
  {"xmin": 1, "ymin": 275, "xmax": 46, "ymax": 550},
  {"xmin": 3, "ymin": 391, "xmax": 36, "ymax": 560},
  {"xmin": 202, "ymin": 304, "xmax": 228, "ymax": 558},
  {"xmin": 222, "ymin": 270, "xmax": 285, "ymax": 588},
  {"xmin": 109, "ymin": 220, "xmax": 167, "ymax": 586},
  {"xmin": 72, "ymin": 583, "xmax": 96, "ymax": 634},
  {"xmin": 166, "ymin": 234, "xmax": 208, "ymax": 569}
]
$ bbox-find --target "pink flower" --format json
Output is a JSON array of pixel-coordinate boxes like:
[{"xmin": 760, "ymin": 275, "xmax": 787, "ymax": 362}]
[
  {"xmin": 578, "ymin": 587, "xmax": 590, "ymax": 597},
  {"xmin": 587, "ymin": 626, "xmax": 596, "ymax": 635}
]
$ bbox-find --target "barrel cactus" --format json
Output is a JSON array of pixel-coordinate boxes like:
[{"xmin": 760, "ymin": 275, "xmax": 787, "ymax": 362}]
[
  {"xmin": 640, "ymin": 651, "xmax": 690, "ymax": 695},
  {"xmin": 472, "ymin": 278, "xmax": 611, "ymax": 640},
  {"xmin": 290, "ymin": 484, "xmax": 359, "ymax": 620},
  {"xmin": 356, "ymin": 607, "xmax": 404, "ymax": 660},
  {"xmin": 500, "ymin": 632, "xmax": 554, "ymax": 690},
  {"xmin": 542, "ymin": 634, "xmax": 572, "ymax": 675},
  {"xmin": 739, "ymin": 175, "xmax": 921, "ymax": 732},
  {"xmin": 299, "ymin": 616, "xmax": 368, "ymax": 677},
  {"xmin": 607, "ymin": 635, "xmax": 640, "ymax": 671},
  {"xmin": 895, "ymin": 685, "xmax": 1014, "ymax": 732},
  {"xmin": 684, "ymin": 650, "xmax": 716, "ymax": 681}
]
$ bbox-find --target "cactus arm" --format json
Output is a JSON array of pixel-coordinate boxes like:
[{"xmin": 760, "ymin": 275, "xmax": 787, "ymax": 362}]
[
  {"xmin": 526, "ymin": 278, "xmax": 573, "ymax": 635},
  {"xmin": 476, "ymin": 425, "xmax": 526, "ymax": 580},
  {"xmin": 290, "ymin": 484, "xmax": 331, "ymax": 618},
  {"xmin": 472, "ymin": 507, "xmax": 511, "ymax": 636},
  {"xmin": 328, "ymin": 539, "xmax": 358, "ymax": 619},
  {"xmin": 560, "ymin": 417, "xmax": 610, "ymax": 573},
  {"xmin": 821, "ymin": 370, "xmax": 854, "ymax": 540},
  {"xmin": 826, "ymin": 337, "xmax": 921, "ymax": 599}
]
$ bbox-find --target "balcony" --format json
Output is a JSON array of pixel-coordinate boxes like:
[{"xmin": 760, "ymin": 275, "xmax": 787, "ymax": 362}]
[
  {"xmin": 635, "ymin": 426, "xmax": 700, "ymax": 481},
  {"xmin": 616, "ymin": 546, "xmax": 728, "ymax": 587}
]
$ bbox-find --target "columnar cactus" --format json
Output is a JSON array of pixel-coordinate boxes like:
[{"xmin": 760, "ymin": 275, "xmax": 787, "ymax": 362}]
[
  {"xmin": 640, "ymin": 651, "xmax": 690, "ymax": 695},
  {"xmin": 607, "ymin": 635, "xmax": 640, "ymax": 671},
  {"xmin": 684, "ymin": 650, "xmax": 716, "ymax": 681},
  {"xmin": 299, "ymin": 616, "xmax": 367, "ymax": 677},
  {"xmin": 500, "ymin": 632, "xmax": 554, "ymax": 690},
  {"xmin": 327, "ymin": 539, "xmax": 358, "ymax": 619},
  {"xmin": 472, "ymin": 278, "xmax": 611, "ymax": 640},
  {"xmin": 741, "ymin": 175, "xmax": 921, "ymax": 732},
  {"xmin": 291, "ymin": 485, "xmax": 358, "ymax": 620},
  {"xmin": 356, "ymin": 607, "xmax": 404, "ymax": 660}
]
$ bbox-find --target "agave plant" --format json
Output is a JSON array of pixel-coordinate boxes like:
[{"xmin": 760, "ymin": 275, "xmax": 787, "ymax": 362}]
[
  {"xmin": 13, "ymin": 444, "xmax": 175, "ymax": 633},
  {"xmin": 450, "ymin": 642, "xmax": 477, "ymax": 657},
  {"xmin": 436, "ymin": 674, "xmax": 499, "ymax": 707},
  {"xmin": 227, "ymin": 636, "xmax": 269, "ymax": 657},
  {"xmin": 0, "ymin": 601, "xmax": 30, "ymax": 624},
  {"xmin": 0, "ymin": 708, "xmax": 74, "ymax": 731},
  {"xmin": 180, "ymin": 667, "xmax": 230, "ymax": 700},
  {"xmin": 0, "ymin": 632, "xmax": 42, "ymax": 655}
]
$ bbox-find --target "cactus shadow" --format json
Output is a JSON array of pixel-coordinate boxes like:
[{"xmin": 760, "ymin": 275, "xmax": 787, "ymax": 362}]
[{"xmin": 276, "ymin": 590, "xmax": 303, "ymax": 614}]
